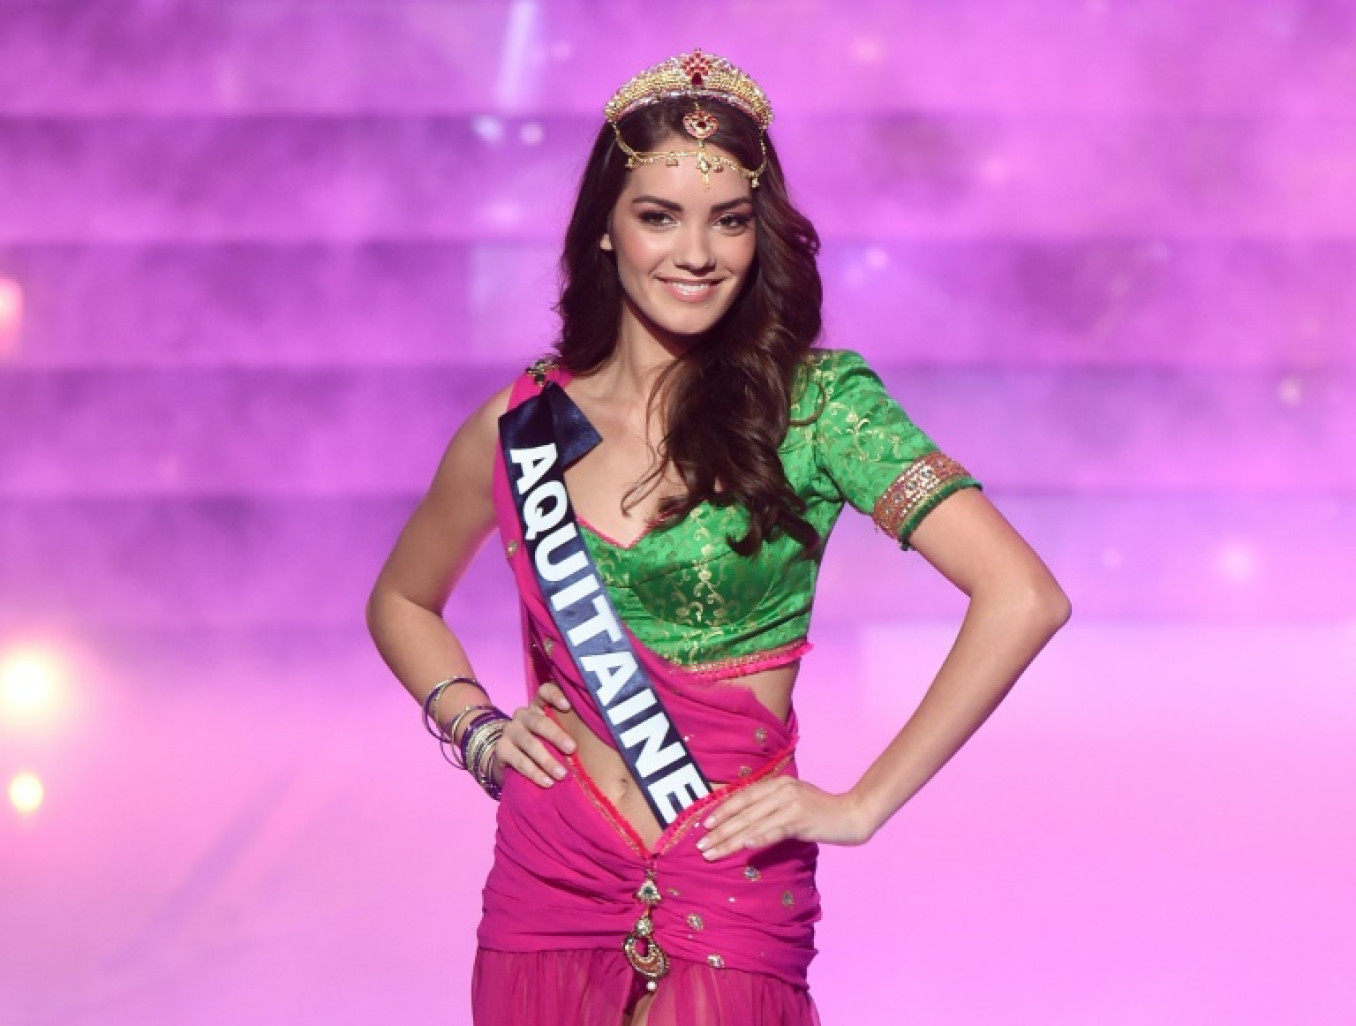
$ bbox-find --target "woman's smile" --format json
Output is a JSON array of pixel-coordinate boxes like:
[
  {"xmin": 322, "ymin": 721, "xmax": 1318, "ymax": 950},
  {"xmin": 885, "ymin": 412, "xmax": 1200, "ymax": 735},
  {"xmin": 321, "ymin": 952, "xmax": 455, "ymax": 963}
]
[{"xmin": 658, "ymin": 277, "xmax": 725, "ymax": 302}]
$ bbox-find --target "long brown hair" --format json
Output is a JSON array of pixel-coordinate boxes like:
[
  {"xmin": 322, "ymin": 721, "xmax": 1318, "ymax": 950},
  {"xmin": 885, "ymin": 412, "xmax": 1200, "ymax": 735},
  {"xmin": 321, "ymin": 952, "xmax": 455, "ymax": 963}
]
[{"xmin": 554, "ymin": 96, "xmax": 823, "ymax": 555}]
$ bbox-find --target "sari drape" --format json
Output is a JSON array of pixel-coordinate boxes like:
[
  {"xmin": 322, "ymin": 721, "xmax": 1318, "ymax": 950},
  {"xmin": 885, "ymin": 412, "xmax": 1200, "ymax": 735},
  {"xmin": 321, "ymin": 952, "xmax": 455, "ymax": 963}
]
[{"xmin": 472, "ymin": 368, "xmax": 822, "ymax": 1025}]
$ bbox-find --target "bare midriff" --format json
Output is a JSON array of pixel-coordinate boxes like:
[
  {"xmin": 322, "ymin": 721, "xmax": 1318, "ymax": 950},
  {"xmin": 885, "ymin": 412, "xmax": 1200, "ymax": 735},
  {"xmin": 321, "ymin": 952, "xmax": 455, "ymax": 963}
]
[{"xmin": 555, "ymin": 661, "xmax": 800, "ymax": 849}]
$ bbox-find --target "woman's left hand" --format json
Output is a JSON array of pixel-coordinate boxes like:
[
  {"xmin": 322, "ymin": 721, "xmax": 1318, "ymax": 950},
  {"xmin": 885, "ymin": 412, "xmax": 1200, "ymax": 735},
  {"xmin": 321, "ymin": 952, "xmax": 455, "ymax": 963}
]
[{"xmin": 695, "ymin": 777, "xmax": 874, "ymax": 860}]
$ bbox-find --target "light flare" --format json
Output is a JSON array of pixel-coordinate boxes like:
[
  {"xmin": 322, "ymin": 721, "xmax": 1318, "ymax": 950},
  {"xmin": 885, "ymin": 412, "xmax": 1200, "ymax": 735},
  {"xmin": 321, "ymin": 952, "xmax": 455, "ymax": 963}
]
[
  {"xmin": 8, "ymin": 772, "xmax": 44, "ymax": 815},
  {"xmin": 0, "ymin": 278, "xmax": 22, "ymax": 359},
  {"xmin": 0, "ymin": 646, "xmax": 68, "ymax": 723},
  {"xmin": 1217, "ymin": 543, "xmax": 1258, "ymax": 584}
]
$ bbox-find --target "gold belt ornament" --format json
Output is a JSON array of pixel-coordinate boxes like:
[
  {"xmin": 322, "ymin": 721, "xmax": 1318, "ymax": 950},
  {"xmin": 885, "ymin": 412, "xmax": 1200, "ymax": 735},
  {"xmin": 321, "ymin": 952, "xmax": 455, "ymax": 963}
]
[{"xmin": 623, "ymin": 873, "xmax": 670, "ymax": 991}]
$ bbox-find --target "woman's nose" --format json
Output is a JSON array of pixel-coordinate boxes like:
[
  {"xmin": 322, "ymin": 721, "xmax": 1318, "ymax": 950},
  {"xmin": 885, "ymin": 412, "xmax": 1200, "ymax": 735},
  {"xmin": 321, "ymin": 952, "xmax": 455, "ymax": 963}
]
[{"xmin": 673, "ymin": 224, "xmax": 716, "ymax": 272}]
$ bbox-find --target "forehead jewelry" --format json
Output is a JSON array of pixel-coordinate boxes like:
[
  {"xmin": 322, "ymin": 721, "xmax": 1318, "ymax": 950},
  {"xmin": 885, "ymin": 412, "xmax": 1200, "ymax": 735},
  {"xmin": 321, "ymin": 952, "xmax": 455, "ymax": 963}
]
[{"xmin": 603, "ymin": 49, "xmax": 773, "ymax": 189}]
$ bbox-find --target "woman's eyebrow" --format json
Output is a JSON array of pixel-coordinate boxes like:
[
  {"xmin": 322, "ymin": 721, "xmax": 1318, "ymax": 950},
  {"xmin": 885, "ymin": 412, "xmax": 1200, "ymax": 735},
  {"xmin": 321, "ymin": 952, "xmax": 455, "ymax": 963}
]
[{"xmin": 630, "ymin": 194, "xmax": 754, "ymax": 213}]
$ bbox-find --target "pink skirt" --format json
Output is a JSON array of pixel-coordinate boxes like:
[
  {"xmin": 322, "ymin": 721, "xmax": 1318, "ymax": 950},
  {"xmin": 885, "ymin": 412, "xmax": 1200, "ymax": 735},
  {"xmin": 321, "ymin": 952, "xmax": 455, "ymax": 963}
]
[
  {"xmin": 472, "ymin": 748, "xmax": 822, "ymax": 1025},
  {"xmin": 472, "ymin": 947, "xmax": 820, "ymax": 1025}
]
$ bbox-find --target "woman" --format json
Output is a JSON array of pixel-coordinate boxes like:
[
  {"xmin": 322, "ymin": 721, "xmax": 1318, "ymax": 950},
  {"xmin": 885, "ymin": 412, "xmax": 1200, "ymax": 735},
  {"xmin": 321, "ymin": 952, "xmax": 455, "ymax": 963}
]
[{"xmin": 367, "ymin": 50, "xmax": 1070, "ymax": 1025}]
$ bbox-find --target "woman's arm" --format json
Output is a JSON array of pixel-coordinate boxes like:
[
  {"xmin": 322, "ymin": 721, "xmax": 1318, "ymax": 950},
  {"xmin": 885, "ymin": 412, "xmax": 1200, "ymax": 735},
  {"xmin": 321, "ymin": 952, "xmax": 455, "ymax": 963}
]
[
  {"xmin": 366, "ymin": 384, "xmax": 578, "ymax": 783},
  {"xmin": 696, "ymin": 488, "xmax": 1070, "ymax": 858},
  {"xmin": 366, "ymin": 387, "xmax": 508, "ymax": 725}
]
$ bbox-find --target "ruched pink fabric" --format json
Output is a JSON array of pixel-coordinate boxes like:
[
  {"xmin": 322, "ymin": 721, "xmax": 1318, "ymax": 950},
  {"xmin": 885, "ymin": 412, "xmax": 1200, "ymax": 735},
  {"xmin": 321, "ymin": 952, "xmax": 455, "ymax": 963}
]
[{"xmin": 473, "ymin": 369, "xmax": 822, "ymax": 1024}]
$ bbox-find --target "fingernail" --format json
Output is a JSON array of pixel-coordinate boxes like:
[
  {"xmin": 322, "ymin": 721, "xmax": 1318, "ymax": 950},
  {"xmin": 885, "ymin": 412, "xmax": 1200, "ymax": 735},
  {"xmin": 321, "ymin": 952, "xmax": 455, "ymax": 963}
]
[
  {"xmin": 563, "ymin": 742, "xmax": 576, "ymax": 754},
  {"xmin": 703, "ymin": 817, "xmax": 715, "ymax": 829},
  {"xmin": 702, "ymin": 849, "xmax": 715, "ymax": 861},
  {"xmin": 696, "ymin": 837, "xmax": 709, "ymax": 851},
  {"xmin": 552, "ymin": 766, "xmax": 567, "ymax": 779}
]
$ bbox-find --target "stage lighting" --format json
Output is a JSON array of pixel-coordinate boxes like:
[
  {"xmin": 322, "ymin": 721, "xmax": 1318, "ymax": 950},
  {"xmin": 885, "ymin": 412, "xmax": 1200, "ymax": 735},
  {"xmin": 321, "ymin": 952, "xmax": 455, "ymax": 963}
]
[
  {"xmin": 0, "ymin": 277, "xmax": 21, "ymax": 358},
  {"xmin": 0, "ymin": 647, "xmax": 67, "ymax": 722},
  {"xmin": 8, "ymin": 772, "xmax": 44, "ymax": 815},
  {"xmin": 1217, "ymin": 543, "xmax": 1258, "ymax": 584},
  {"xmin": 472, "ymin": 115, "xmax": 505, "ymax": 144},
  {"xmin": 1277, "ymin": 375, "xmax": 1304, "ymax": 407}
]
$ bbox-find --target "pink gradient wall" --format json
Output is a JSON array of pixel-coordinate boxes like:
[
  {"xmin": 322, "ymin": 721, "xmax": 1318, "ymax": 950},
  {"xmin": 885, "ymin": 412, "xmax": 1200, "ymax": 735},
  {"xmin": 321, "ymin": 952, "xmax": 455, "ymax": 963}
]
[{"xmin": 1, "ymin": 2, "xmax": 1353, "ymax": 1023}]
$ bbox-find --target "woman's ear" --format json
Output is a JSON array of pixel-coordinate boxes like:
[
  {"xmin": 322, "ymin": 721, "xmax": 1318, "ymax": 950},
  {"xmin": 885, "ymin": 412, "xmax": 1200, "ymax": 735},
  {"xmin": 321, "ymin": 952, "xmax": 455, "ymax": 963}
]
[{"xmin": 599, "ymin": 232, "xmax": 614, "ymax": 252}]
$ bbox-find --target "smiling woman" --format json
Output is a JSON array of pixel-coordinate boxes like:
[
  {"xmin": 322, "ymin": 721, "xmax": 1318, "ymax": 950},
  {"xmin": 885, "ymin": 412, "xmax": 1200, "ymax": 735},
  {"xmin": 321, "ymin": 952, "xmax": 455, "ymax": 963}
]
[
  {"xmin": 603, "ymin": 179, "xmax": 755, "ymax": 332},
  {"xmin": 366, "ymin": 48, "xmax": 1069, "ymax": 1026}
]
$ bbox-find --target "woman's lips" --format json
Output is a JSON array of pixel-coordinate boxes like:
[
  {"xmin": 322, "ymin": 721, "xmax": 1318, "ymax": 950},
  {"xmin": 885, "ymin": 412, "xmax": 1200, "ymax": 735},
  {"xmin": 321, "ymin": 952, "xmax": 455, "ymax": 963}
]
[{"xmin": 659, "ymin": 278, "xmax": 722, "ymax": 303}]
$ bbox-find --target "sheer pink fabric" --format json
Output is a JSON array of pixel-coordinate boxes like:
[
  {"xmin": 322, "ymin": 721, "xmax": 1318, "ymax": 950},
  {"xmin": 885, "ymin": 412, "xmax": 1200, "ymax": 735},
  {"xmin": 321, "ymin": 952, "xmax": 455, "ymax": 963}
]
[
  {"xmin": 473, "ymin": 948, "xmax": 821, "ymax": 1025},
  {"xmin": 474, "ymin": 370, "xmax": 822, "ymax": 1023}
]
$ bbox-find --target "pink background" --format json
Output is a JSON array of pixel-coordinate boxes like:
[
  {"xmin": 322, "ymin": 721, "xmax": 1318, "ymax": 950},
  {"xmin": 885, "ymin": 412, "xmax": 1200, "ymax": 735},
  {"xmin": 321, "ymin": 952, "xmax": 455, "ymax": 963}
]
[{"xmin": 1, "ymin": 2, "xmax": 1353, "ymax": 1022}]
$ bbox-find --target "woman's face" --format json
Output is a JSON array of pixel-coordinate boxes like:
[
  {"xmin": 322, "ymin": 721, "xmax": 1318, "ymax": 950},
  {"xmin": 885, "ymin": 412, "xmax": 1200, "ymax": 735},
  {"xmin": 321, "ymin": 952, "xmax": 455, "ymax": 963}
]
[{"xmin": 601, "ymin": 135, "xmax": 757, "ymax": 345}]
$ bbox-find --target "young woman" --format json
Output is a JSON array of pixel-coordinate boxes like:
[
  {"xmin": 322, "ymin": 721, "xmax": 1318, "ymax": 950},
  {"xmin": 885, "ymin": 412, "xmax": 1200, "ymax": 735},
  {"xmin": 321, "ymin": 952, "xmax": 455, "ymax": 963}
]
[{"xmin": 367, "ymin": 50, "xmax": 1070, "ymax": 1025}]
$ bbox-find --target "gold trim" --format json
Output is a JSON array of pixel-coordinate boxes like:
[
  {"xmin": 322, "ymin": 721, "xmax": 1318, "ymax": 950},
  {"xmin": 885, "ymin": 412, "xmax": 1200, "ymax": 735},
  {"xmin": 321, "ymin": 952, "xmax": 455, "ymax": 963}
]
[
  {"xmin": 681, "ymin": 637, "xmax": 808, "ymax": 678},
  {"xmin": 871, "ymin": 452, "xmax": 972, "ymax": 539}
]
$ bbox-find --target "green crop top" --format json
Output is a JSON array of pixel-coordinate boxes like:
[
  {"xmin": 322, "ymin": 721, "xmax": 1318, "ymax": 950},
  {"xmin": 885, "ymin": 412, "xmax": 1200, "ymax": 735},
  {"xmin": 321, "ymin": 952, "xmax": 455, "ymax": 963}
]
[{"xmin": 551, "ymin": 349, "xmax": 980, "ymax": 674}]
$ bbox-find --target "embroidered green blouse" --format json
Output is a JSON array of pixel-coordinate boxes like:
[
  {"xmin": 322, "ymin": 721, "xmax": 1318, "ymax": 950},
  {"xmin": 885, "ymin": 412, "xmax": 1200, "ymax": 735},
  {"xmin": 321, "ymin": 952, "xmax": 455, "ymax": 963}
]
[{"xmin": 572, "ymin": 348, "xmax": 980, "ymax": 673}]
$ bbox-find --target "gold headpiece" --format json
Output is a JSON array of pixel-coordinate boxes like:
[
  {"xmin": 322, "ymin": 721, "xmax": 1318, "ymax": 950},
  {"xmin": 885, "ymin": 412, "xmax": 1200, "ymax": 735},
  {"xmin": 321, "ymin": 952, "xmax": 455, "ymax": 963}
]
[{"xmin": 603, "ymin": 49, "xmax": 773, "ymax": 189}]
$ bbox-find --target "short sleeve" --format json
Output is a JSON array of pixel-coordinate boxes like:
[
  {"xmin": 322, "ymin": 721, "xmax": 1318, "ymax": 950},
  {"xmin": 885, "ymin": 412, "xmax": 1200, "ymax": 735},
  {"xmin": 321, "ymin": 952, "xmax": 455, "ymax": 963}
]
[{"xmin": 802, "ymin": 349, "xmax": 981, "ymax": 549}]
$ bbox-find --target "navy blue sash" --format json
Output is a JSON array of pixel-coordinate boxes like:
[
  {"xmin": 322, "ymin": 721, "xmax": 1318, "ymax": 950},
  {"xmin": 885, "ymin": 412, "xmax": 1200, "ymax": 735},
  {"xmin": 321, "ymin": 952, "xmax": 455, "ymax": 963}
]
[{"xmin": 499, "ymin": 383, "xmax": 712, "ymax": 826}]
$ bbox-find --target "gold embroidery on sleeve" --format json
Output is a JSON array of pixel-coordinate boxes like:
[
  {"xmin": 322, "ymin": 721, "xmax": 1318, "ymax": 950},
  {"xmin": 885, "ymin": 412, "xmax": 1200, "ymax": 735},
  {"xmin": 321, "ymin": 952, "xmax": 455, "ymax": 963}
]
[{"xmin": 872, "ymin": 452, "xmax": 972, "ymax": 538}]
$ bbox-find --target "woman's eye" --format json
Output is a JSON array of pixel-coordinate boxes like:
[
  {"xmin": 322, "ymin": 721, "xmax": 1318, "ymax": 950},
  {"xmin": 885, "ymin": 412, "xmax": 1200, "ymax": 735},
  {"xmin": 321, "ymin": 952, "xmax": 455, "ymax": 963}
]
[
  {"xmin": 638, "ymin": 211, "xmax": 675, "ymax": 226},
  {"xmin": 717, "ymin": 215, "xmax": 753, "ymax": 231}
]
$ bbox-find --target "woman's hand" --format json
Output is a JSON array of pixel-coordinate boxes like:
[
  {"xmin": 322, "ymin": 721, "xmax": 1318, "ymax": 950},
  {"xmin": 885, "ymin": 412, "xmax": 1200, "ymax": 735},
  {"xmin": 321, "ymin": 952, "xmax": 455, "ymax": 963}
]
[
  {"xmin": 695, "ymin": 777, "xmax": 875, "ymax": 860},
  {"xmin": 493, "ymin": 681, "xmax": 576, "ymax": 788}
]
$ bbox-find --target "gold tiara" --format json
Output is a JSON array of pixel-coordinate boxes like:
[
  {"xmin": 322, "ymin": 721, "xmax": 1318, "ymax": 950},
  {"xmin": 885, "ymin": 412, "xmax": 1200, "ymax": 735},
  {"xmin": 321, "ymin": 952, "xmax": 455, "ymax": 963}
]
[
  {"xmin": 603, "ymin": 49, "xmax": 773, "ymax": 189},
  {"xmin": 604, "ymin": 49, "xmax": 774, "ymax": 130}
]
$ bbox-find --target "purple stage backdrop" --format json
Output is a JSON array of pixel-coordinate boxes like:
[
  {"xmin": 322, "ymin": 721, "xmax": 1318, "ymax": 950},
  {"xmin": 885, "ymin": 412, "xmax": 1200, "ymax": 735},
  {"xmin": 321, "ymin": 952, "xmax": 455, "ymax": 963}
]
[{"xmin": 2, "ymin": 2, "xmax": 1354, "ymax": 1023}]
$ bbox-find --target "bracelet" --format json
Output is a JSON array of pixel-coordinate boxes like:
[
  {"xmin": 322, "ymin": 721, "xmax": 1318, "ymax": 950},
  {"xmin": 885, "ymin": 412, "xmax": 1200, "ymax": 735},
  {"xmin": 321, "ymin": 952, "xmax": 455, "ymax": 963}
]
[
  {"xmin": 458, "ymin": 709, "xmax": 507, "ymax": 768},
  {"xmin": 421, "ymin": 681, "xmax": 454, "ymax": 740},
  {"xmin": 466, "ymin": 718, "xmax": 508, "ymax": 800},
  {"xmin": 416, "ymin": 675, "xmax": 507, "ymax": 799},
  {"xmin": 445, "ymin": 702, "xmax": 492, "ymax": 741},
  {"xmin": 420, "ymin": 676, "xmax": 483, "ymax": 741},
  {"xmin": 440, "ymin": 706, "xmax": 496, "ymax": 769}
]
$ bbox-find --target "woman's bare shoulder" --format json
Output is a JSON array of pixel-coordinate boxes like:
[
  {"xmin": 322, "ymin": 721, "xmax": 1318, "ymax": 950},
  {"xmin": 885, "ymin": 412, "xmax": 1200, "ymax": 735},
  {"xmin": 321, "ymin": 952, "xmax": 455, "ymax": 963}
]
[
  {"xmin": 460, "ymin": 379, "xmax": 516, "ymax": 447},
  {"xmin": 422, "ymin": 378, "xmax": 519, "ymax": 502}
]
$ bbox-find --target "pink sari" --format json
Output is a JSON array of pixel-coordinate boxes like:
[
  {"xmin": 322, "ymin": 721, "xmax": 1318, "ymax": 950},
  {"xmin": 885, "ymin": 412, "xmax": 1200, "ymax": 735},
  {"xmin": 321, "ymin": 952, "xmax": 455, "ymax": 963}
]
[{"xmin": 472, "ymin": 369, "xmax": 822, "ymax": 1024}]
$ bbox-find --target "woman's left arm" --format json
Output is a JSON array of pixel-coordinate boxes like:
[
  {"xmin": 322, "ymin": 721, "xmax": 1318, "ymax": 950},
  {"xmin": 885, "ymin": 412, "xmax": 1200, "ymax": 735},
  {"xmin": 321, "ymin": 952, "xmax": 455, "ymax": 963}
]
[{"xmin": 697, "ymin": 488, "xmax": 1071, "ymax": 859}]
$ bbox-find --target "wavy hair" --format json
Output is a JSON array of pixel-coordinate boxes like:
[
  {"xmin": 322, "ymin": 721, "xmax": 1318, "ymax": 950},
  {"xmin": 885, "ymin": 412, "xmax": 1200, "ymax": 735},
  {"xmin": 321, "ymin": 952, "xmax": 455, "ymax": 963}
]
[{"xmin": 553, "ymin": 97, "xmax": 823, "ymax": 555}]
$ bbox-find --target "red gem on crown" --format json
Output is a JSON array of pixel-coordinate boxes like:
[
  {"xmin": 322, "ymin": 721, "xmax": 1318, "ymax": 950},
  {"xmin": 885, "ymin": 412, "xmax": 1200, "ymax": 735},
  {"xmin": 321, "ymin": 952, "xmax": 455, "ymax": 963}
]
[
  {"xmin": 682, "ymin": 108, "xmax": 719, "ymax": 140},
  {"xmin": 681, "ymin": 50, "xmax": 712, "ymax": 87}
]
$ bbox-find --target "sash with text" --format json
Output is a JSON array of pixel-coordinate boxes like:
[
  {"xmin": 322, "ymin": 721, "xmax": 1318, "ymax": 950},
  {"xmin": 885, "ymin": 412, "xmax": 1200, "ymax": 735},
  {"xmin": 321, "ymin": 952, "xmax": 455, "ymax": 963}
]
[{"xmin": 499, "ymin": 383, "xmax": 713, "ymax": 826}]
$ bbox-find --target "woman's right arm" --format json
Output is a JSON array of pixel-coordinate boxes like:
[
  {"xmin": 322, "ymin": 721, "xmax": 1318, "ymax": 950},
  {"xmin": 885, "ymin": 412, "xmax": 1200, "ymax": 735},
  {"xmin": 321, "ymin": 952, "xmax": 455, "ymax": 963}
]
[
  {"xmin": 365, "ymin": 386, "xmax": 511, "ymax": 720},
  {"xmin": 365, "ymin": 384, "xmax": 576, "ymax": 784}
]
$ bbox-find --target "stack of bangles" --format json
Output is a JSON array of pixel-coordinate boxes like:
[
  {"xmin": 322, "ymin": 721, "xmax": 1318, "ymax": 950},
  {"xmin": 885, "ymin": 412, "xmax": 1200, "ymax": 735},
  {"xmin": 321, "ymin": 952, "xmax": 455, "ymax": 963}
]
[{"xmin": 421, "ymin": 676, "xmax": 510, "ymax": 800}]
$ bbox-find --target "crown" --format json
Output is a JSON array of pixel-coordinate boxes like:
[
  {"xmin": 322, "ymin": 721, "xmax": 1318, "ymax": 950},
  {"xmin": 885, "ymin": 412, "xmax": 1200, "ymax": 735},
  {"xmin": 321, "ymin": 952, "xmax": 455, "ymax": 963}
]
[
  {"xmin": 603, "ymin": 50, "xmax": 773, "ymax": 189},
  {"xmin": 604, "ymin": 49, "xmax": 774, "ymax": 130}
]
